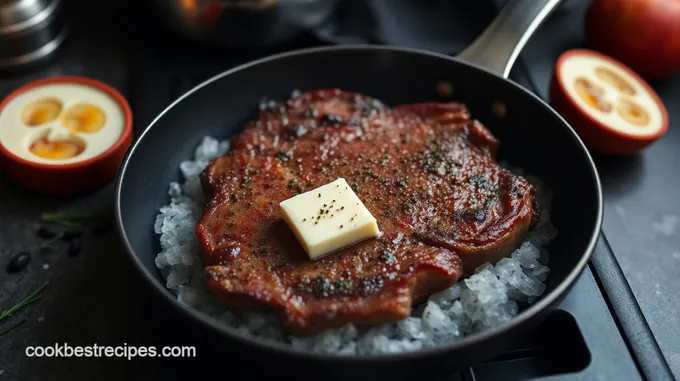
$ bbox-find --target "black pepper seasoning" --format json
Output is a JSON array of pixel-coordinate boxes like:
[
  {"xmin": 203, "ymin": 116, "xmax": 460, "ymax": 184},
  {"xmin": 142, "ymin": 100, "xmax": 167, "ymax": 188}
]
[
  {"xmin": 304, "ymin": 107, "xmax": 319, "ymax": 118},
  {"xmin": 320, "ymin": 114, "xmax": 344, "ymax": 125}
]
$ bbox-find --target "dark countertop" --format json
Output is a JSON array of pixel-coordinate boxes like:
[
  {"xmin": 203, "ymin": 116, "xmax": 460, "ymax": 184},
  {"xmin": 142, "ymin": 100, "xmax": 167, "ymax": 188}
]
[
  {"xmin": 1, "ymin": 1, "xmax": 679, "ymax": 380},
  {"xmin": 516, "ymin": 6, "xmax": 680, "ymax": 376}
]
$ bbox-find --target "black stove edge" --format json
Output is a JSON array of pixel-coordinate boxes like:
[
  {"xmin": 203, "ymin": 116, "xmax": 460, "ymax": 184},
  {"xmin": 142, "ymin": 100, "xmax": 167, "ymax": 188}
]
[
  {"xmin": 589, "ymin": 234, "xmax": 673, "ymax": 381},
  {"xmin": 513, "ymin": 60, "xmax": 673, "ymax": 381}
]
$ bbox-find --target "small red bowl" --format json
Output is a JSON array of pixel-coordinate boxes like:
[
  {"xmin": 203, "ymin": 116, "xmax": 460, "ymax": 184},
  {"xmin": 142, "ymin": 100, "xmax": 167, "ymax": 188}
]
[
  {"xmin": 549, "ymin": 49, "xmax": 669, "ymax": 155},
  {"xmin": 0, "ymin": 76, "xmax": 133, "ymax": 194}
]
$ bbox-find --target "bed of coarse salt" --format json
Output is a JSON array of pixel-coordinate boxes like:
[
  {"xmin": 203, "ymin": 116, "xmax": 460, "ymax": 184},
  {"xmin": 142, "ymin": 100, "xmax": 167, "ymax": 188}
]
[{"xmin": 153, "ymin": 137, "xmax": 558, "ymax": 355}]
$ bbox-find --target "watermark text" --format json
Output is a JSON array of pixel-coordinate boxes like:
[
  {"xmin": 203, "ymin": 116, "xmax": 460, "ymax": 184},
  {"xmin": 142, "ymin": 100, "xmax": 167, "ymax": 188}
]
[{"xmin": 25, "ymin": 343, "xmax": 196, "ymax": 360}]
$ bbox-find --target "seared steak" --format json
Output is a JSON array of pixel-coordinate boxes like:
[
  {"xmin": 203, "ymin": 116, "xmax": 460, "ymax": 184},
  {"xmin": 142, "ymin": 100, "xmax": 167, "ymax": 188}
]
[{"xmin": 196, "ymin": 89, "xmax": 540, "ymax": 335}]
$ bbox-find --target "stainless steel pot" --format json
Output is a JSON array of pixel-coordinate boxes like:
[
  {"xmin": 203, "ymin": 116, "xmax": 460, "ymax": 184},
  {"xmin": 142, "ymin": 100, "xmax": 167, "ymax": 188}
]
[
  {"xmin": 0, "ymin": 0, "xmax": 67, "ymax": 70},
  {"xmin": 147, "ymin": 0, "xmax": 340, "ymax": 47}
]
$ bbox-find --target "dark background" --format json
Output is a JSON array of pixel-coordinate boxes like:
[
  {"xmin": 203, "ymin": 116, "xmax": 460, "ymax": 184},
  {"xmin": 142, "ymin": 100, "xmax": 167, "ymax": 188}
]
[{"xmin": 1, "ymin": 1, "xmax": 679, "ymax": 380}]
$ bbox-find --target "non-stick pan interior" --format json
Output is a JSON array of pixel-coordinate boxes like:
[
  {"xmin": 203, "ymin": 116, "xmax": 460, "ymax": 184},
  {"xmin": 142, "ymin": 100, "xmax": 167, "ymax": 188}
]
[{"xmin": 116, "ymin": 46, "xmax": 601, "ymax": 357}]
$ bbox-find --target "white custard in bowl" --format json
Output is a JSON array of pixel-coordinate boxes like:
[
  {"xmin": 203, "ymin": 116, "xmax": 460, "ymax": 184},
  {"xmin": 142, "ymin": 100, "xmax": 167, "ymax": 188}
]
[{"xmin": 0, "ymin": 83, "xmax": 125, "ymax": 165}]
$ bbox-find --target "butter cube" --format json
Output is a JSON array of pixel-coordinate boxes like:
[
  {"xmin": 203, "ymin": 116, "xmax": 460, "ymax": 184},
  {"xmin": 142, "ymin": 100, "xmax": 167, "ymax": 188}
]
[{"xmin": 279, "ymin": 178, "xmax": 380, "ymax": 260}]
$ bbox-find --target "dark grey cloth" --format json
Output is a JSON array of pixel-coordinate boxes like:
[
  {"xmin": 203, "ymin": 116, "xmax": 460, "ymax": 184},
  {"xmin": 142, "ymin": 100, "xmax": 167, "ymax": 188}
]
[{"xmin": 312, "ymin": 0, "xmax": 584, "ymax": 54}]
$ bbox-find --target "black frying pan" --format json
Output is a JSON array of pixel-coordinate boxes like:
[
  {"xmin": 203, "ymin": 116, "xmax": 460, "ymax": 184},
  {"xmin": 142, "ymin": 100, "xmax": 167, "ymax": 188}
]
[{"xmin": 115, "ymin": 0, "xmax": 602, "ymax": 377}]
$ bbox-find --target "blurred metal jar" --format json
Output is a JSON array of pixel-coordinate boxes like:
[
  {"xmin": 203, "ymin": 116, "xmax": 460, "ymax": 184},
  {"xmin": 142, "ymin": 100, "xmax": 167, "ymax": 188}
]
[
  {"xmin": 0, "ymin": 0, "xmax": 67, "ymax": 70},
  {"xmin": 148, "ymin": 0, "xmax": 340, "ymax": 47}
]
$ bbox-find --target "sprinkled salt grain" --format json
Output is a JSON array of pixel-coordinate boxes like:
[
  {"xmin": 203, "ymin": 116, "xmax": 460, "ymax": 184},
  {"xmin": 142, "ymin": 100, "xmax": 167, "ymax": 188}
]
[
  {"xmin": 177, "ymin": 285, "xmax": 206, "ymax": 308},
  {"xmin": 422, "ymin": 301, "xmax": 460, "ymax": 338},
  {"xmin": 179, "ymin": 161, "xmax": 203, "ymax": 178},
  {"xmin": 465, "ymin": 269, "xmax": 508, "ymax": 304},
  {"xmin": 42, "ymin": 264, "xmax": 49, "ymax": 270},
  {"xmin": 37, "ymin": 317, "xmax": 44, "ymax": 322},
  {"xmin": 310, "ymin": 333, "xmax": 345, "ymax": 353},
  {"xmin": 514, "ymin": 241, "xmax": 540, "ymax": 267},
  {"xmin": 244, "ymin": 311, "xmax": 272, "ymax": 333},
  {"xmin": 165, "ymin": 265, "xmax": 189, "ymax": 289},
  {"xmin": 474, "ymin": 262, "xmax": 494, "ymax": 274},
  {"xmin": 215, "ymin": 311, "xmax": 236, "ymax": 325},
  {"xmin": 449, "ymin": 300, "xmax": 472, "ymax": 333},
  {"xmin": 337, "ymin": 342, "xmax": 357, "ymax": 355},
  {"xmin": 532, "ymin": 265, "xmax": 550, "ymax": 282},
  {"xmin": 357, "ymin": 327, "xmax": 426, "ymax": 354},
  {"xmin": 429, "ymin": 283, "xmax": 463, "ymax": 309},
  {"xmin": 152, "ymin": 136, "xmax": 558, "ymax": 356},
  {"xmin": 395, "ymin": 317, "xmax": 428, "ymax": 340},
  {"xmin": 168, "ymin": 182, "xmax": 182, "ymax": 198},
  {"xmin": 494, "ymin": 258, "xmax": 546, "ymax": 301},
  {"xmin": 392, "ymin": 232, "xmax": 404, "ymax": 245},
  {"xmin": 309, "ymin": 327, "xmax": 351, "ymax": 352}
]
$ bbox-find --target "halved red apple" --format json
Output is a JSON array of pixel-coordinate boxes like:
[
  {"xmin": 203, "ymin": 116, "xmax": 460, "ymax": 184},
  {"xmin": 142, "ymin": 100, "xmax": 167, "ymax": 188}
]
[{"xmin": 549, "ymin": 49, "xmax": 668, "ymax": 155}]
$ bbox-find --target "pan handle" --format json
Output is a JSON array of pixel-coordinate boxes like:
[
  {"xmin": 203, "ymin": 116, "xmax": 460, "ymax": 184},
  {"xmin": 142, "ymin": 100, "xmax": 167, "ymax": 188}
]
[{"xmin": 456, "ymin": 0, "xmax": 562, "ymax": 79}]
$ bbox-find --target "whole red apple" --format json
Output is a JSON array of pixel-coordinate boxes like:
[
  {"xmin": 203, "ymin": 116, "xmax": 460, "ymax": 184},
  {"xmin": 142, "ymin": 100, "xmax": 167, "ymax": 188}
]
[{"xmin": 585, "ymin": 0, "xmax": 680, "ymax": 79}]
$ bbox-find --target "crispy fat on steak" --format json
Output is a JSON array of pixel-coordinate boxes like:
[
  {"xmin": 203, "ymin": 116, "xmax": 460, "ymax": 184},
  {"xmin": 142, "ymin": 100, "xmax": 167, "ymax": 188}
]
[{"xmin": 196, "ymin": 89, "xmax": 540, "ymax": 335}]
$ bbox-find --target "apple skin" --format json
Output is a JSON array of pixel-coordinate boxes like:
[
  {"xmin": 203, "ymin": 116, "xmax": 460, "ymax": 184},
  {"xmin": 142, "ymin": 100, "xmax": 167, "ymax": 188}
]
[{"xmin": 585, "ymin": 0, "xmax": 680, "ymax": 80}]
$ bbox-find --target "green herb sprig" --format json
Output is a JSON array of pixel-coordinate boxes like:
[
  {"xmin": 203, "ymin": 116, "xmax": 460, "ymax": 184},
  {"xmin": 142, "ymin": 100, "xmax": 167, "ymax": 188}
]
[
  {"xmin": 41, "ymin": 212, "xmax": 94, "ymax": 227},
  {"xmin": 0, "ymin": 281, "xmax": 49, "ymax": 322},
  {"xmin": 0, "ymin": 281, "xmax": 49, "ymax": 336},
  {"xmin": 0, "ymin": 319, "xmax": 26, "ymax": 337},
  {"xmin": 40, "ymin": 232, "xmax": 65, "ymax": 250}
]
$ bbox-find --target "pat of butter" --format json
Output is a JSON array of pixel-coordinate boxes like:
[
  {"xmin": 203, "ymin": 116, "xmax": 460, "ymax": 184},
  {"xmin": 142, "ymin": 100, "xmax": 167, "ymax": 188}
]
[{"xmin": 280, "ymin": 178, "xmax": 380, "ymax": 260}]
